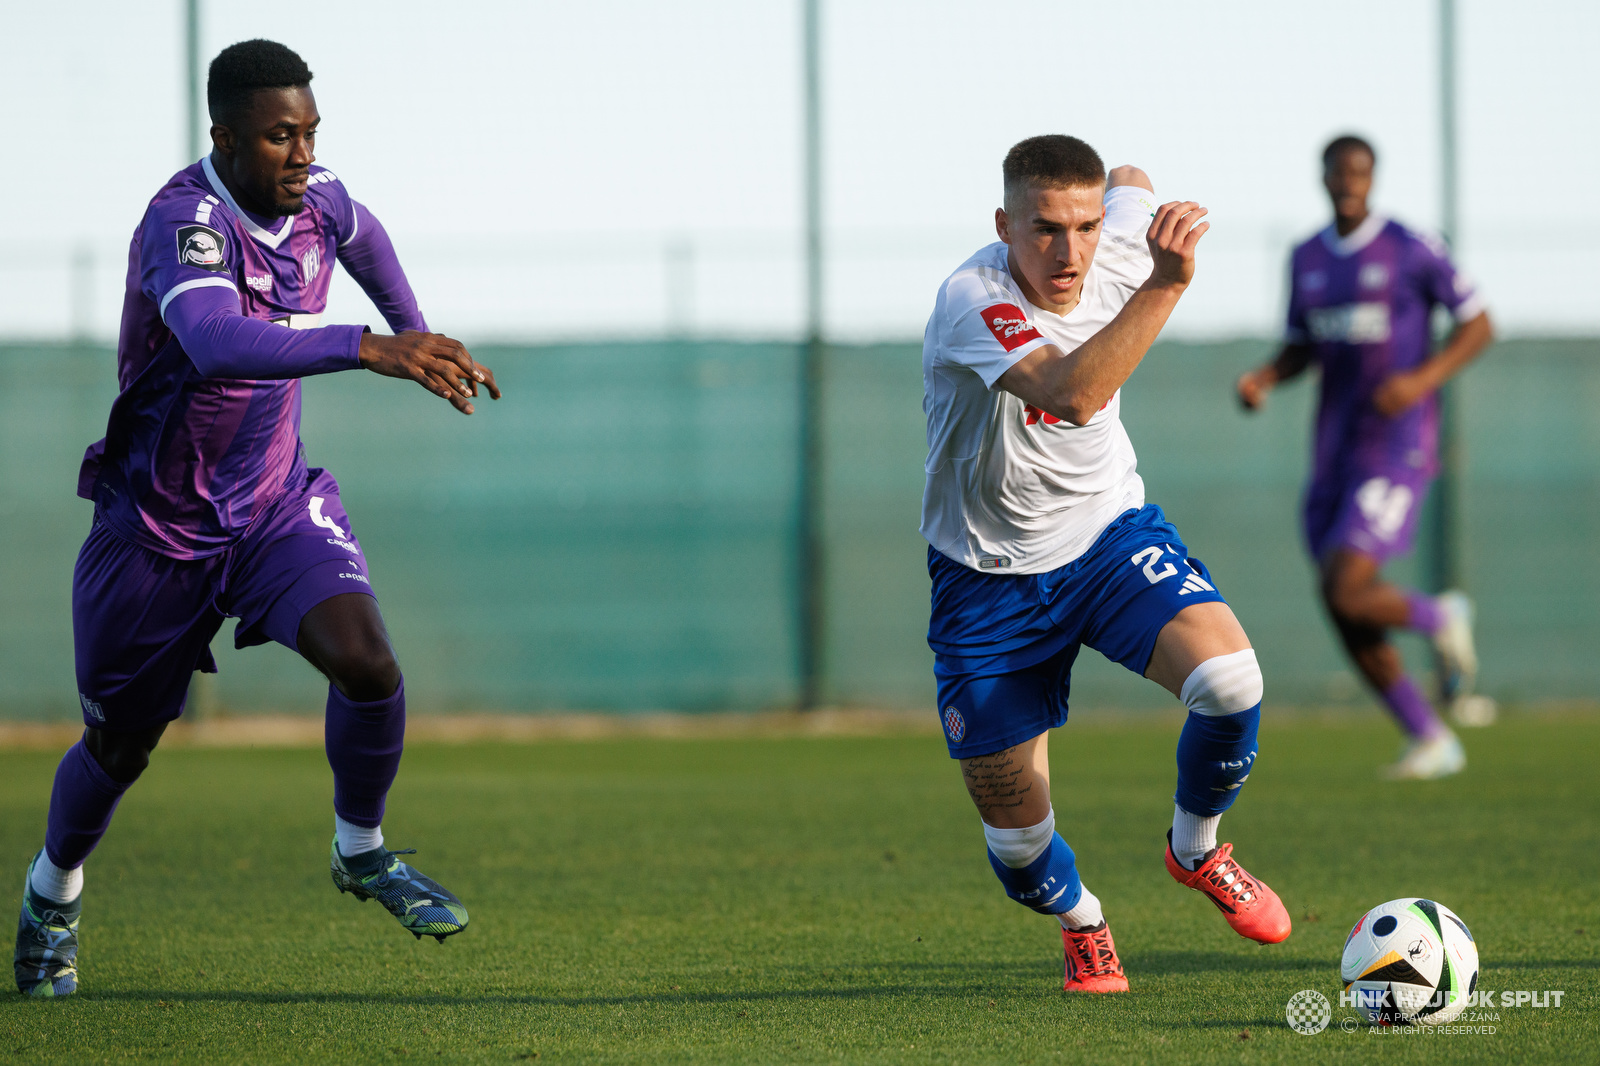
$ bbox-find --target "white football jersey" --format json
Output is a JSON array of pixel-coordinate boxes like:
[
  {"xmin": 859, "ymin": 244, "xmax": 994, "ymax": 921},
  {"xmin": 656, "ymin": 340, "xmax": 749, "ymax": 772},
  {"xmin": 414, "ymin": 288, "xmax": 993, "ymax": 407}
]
[{"xmin": 921, "ymin": 184, "xmax": 1159, "ymax": 574}]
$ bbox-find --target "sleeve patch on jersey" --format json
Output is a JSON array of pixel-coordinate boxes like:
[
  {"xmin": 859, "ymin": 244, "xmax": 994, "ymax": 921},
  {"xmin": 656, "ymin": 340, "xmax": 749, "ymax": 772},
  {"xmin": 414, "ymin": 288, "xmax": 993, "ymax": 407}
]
[
  {"xmin": 176, "ymin": 224, "xmax": 228, "ymax": 273},
  {"xmin": 980, "ymin": 303, "xmax": 1043, "ymax": 352}
]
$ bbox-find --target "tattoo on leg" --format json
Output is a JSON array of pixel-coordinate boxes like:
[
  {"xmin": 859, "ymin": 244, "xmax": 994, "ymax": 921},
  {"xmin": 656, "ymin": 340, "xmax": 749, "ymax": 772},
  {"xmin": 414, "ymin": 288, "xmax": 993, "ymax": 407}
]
[{"xmin": 961, "ymin": 746, "xmax": 1034, "ymax": 818}]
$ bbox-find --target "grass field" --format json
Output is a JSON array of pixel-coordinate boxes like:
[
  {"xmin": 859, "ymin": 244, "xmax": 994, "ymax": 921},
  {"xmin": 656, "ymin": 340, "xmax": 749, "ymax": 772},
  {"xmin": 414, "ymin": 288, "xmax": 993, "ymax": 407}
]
[{"xmin": 0, "ymin": 711, "xmax": 1593, "ymax": 1064}]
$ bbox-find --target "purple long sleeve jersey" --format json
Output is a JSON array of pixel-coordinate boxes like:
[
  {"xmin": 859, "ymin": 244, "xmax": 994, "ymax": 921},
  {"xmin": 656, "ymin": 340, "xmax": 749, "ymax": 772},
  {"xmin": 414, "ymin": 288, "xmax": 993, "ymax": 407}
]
[
  {"xmin": 80, "ymin": 157, "xmax": 427, "ymax": 559},
  {"xmin": 1285, "ymin": 214, "xmax": 1484, "ymax": 483}
]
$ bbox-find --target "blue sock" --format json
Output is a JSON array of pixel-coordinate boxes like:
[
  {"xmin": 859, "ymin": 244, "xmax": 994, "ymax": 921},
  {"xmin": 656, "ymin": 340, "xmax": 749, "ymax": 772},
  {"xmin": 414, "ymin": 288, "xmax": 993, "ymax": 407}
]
[
  {"xmin": 986, "ymin": 832, "xmax": 1082, "ymax": 915},
  {"xmin": 1174, "ymin": 703, "xmax": 1261, "ymax": 817}
]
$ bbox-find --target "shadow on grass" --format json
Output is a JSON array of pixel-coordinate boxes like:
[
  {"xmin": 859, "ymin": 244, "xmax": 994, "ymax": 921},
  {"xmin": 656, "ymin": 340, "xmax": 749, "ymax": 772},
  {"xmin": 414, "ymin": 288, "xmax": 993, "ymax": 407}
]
[
  {"xmin": 1121, "ymin": 949, "xmax": 1322, "ymax": 975},
  {"xmin": 65, "ymin": 985, "xmax": 1019, "ymax": 1009},
  {"xmin": 36, "ymin": 951, "xmax": 1356, "ymax": 1010}
]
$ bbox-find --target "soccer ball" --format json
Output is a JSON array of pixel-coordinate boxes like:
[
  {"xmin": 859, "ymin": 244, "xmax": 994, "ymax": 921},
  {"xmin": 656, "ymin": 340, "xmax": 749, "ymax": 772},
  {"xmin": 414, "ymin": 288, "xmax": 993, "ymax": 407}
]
[{"xmin": 1341, "ymin": 898, "xmax": 1479, "ymax": 1024}]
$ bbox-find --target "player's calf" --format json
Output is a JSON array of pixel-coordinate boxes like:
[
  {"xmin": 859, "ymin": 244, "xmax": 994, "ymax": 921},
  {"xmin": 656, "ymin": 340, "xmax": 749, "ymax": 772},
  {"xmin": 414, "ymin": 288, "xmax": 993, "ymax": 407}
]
[
  {"xmin": 984, "ymin": 808, "xmax": 1127, "ymax": 992},
  {"xmin": 1172, "ymin": 648, "xmax": 1262, "ymax": 852},
  {"xmin": 1166, "ymin": 650, "xmax": 1291, "ymax": 944}
]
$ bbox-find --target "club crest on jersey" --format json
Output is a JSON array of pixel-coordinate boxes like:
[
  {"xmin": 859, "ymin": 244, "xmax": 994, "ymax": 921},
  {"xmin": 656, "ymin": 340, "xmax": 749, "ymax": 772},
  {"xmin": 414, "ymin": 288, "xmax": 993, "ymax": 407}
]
[
  {"xmin": 176, "ymin": 224, "xmax": 228, "ymax": 272},
  {"xmin": 981, "ymin": 303, "xmax": 1043, "ymax": 353},
  {"xmin": 302, "ymin": 245, "xmax": 320, "ymax": 284},
  {"xmin": 943, "ymin": 706, "xmax": 966, "ymax": 742}
]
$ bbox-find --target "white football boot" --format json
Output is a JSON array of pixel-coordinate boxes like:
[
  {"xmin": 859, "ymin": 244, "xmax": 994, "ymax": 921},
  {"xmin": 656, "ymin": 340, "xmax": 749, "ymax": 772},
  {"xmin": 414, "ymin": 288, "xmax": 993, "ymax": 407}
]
[
  {"xmin": 1431, "ymin": 591, "xmax": 1478, "ymax": 702},
  {"xmin": 1383, "ymin": 730, "xmax": 1466, "ymax": 781}
]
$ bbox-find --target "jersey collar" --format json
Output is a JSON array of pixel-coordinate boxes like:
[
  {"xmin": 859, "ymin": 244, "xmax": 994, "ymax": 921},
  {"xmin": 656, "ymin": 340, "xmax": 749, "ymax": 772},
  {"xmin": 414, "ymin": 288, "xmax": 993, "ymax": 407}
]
[
  {"xmin": 200, "ymin": 156, "xmax": 297, "ymax": 250},
  {"xmin": 1319, "ymin": 212, "xmax": 1388, "ymax": 257}
]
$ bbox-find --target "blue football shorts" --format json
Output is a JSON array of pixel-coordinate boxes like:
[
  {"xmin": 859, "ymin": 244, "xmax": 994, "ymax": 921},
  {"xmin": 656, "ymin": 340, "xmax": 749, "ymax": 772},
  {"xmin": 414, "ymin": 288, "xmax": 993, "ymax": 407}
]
[{"xmin": 927, "ymin": 504, "xmax": 1227, "ymax": 758}]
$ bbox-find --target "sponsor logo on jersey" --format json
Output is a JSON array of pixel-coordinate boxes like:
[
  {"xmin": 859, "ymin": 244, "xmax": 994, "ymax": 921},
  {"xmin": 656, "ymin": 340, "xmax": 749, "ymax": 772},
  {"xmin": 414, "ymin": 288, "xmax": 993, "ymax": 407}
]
[
  {"xmin": 1306, "ymin": 301, "xmax": 1391, "ymax": 344},
  {"xmin": 981, "ymin": 303, "xmax": 1044, "ymax": 352},
  {"xmin": 176, "ymin": 224, "xmax": 228, "ymax": 272},
  {"xmin": 245, "ymin": 274, "xmax": 273, "ymax": 293},
  {"xmin": 943, "ymin": 706, "xmax": 966, "ymax": 742}
]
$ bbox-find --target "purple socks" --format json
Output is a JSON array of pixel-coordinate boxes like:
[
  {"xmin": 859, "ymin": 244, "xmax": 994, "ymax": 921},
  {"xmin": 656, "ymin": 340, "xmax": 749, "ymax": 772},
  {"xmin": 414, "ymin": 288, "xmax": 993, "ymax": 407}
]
[
  {"xmin": 1380, "ymin": 676, "xmax": 1446, "ymax": 740},
  {"xmin": 43, "ymin": 740, "xmax": 131, "ymax": 871},
  {"xmin": 1404, "ymin": 590, "xmax": 1445, "ymax": 636},
  {"xmin": 324, "ymin": 677, "xmax": 406, "ymax": 829},
  {"xmin": 39, "ymin": 679, "xmax": 405, "ymax": 874}
]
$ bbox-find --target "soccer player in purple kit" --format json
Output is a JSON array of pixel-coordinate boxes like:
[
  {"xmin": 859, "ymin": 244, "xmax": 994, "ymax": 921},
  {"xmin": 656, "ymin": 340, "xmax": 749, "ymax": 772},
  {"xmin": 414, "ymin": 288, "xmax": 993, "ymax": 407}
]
[
  {"xmin": 1237, "ymin": 135, "xmax": 1492, "ymax": 781},
  {"xmin": 14, "ymin": 40, "xmax": 500, "ymax": 997}
]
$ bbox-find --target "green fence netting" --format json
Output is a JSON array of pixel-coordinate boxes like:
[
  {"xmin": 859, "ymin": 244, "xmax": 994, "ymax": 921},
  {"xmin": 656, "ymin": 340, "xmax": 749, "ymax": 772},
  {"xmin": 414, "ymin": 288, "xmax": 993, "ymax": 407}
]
[{"xmin": 1, "ymin": 338, "xmax": 1594, "ymax": 718}]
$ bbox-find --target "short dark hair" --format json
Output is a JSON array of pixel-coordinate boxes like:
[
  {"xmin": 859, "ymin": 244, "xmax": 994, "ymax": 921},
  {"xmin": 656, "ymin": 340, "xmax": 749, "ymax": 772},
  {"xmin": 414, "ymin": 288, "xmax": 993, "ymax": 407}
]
[
  {"xmin": 207, "ymin": 39, "xmax": 314, "ymax": 128},
  {"xmin": 1322, "ymin": 134, "xmax": 1376, "ymax": 169},
  {"xmin": 1003, "ymin": 135, "xmax": 1105, "ymax": 213}
]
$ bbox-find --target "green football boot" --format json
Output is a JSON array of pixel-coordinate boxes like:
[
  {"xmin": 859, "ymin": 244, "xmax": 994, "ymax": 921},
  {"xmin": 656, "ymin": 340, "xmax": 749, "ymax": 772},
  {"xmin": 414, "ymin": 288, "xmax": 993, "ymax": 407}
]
[
  {"xmin": 14, "ymin": 853, "xmax": 80, "ymax": 997},
  {"xmin": 329, "ymin": 839, "xmax": 468, "ymax": 942}
]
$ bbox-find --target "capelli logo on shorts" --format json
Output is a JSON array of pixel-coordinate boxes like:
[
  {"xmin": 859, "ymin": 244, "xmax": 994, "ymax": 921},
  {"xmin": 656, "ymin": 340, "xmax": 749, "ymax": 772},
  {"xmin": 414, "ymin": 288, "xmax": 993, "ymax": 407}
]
[
  {"xmin": 943, "ymin": 706, "xmax": 966, "ymax": 742},
  {"xmin": 339, "ymin": 572, "xmax": 371, "ymax": 585},
  {"xmin": 79, "ymin": 694, "xmax": 105, "ymax": 722}
]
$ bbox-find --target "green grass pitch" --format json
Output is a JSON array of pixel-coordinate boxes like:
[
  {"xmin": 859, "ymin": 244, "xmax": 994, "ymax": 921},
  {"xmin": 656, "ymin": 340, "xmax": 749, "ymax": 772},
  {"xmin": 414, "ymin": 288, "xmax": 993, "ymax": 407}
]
[{"xmin": 0, "ymin": 711, "xmax": 1593, "ymax": 1063}]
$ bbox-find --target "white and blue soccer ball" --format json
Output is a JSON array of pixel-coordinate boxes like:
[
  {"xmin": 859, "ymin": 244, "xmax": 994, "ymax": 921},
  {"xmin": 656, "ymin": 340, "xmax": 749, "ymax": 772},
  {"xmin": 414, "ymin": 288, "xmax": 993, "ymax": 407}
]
[{"xmin": 1341, "ymin": 897, "xmax": 1479, "ymax": 1025}]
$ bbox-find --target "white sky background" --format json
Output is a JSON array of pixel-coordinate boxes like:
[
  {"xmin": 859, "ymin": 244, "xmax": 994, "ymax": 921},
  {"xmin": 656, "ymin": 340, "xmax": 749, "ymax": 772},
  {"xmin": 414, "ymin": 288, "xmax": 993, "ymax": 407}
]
[{"xmin": 4, "ymin": 0, "xmax": 1598, "ymax": 342}]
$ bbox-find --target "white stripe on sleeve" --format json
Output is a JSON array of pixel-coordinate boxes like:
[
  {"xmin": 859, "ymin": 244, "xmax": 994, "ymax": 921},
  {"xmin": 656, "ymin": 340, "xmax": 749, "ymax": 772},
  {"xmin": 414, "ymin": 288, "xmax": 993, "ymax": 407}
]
[{"xmin": 158, "ymin": 276, "xmax": 241, "ymax": 321}]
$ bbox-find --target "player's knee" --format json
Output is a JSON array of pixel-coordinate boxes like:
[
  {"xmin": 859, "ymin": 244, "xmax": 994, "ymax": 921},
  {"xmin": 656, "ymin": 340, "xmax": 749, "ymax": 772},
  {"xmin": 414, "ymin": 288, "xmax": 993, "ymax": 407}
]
[
  {"xmin": 1180, "ymin": 649, "xmax": 1262, "ymax": 718},
  {"xmin": 1321, "ymin": 570, "xmax": 1368, "ymax": 623},
  {"xmin": 84, "ymin": 725, "xmax": 164, "ymax": 785},
  {"xmin": 322, "ymin": 639, "xmax": 401, "ymax": 703},
  {"xmin": 1175, "ymin": 652, "xmax": 1262, "ymax": 816},
  {"xmin": 333, "ymin": 652, "xmax": 401, "ymax": 703}
]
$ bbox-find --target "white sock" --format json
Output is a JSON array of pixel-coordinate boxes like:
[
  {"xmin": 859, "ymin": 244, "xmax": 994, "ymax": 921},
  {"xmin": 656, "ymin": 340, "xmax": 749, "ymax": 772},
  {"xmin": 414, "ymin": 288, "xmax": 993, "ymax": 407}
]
[
  {"xmin": 335, "ymin": 816, "xmax": 384, "ymax": 857},
  {"xmin": 1057, "ymin": 885, "xmax": 1104, "ymax": 931},
  {"xmin": 29, "ymin": 850, "xmax": 83, "ymax": 904},
  {"xmin": 1171, "ymin": 804, "xmax": 1220, "ymax": 871},
  {"xmin": 982, "ymin": 808, "xmax": 1055, "ymax": 868}
]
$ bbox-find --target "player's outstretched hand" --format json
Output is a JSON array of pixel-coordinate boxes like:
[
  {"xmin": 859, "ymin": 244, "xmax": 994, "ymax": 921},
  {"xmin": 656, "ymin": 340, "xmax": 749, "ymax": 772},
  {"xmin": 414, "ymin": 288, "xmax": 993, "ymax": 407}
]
[
  {"xmin": 358, "ymin": 331, "xmax": 502, "ymax": 415},
  {"xmin": 1144, "ymin": 201, "xmax": 1209, "ymax": 290}
]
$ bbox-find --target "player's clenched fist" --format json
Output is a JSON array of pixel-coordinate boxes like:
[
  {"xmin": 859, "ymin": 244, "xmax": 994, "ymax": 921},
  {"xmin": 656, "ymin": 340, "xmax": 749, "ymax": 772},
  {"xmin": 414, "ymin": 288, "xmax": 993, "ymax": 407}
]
[
  {"xmin": 1144, "ymin": 201, "xmax": 1209, "ymax": 290},
  {"xmin": 358, "ymin": 330, "xmax": 502, "ymax": 414},
  {"xmin": 1236, "ymin": 368, "xmax": 1274, "ymax": 410}
]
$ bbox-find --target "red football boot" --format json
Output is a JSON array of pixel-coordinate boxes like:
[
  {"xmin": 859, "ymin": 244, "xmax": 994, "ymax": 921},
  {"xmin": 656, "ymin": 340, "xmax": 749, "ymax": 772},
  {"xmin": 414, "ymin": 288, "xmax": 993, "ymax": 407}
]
[
  {"xmin": 1061, "ymin": 922, "xmax": 1130, "ymax": 993},
  {"xmin": 1164, "ymin": 831, "xmax": 1291, "ymax": 945}
]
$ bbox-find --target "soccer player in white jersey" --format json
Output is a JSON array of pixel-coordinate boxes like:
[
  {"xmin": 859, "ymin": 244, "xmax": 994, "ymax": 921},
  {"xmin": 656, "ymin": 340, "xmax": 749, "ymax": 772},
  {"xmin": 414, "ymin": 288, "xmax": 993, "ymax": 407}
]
[{"xmin": 922, "ymin": 136, "xmax": 1291, "ymax": 992}]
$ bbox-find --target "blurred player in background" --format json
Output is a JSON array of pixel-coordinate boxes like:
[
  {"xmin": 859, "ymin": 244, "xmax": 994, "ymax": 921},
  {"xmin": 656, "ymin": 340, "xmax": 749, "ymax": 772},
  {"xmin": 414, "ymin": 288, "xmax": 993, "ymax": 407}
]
[
  {"xmin": 922, "ymin": 136, "xmax": 1291, "ymax": 994},
  {"xmin": 15, "ymin": 40, "xmax": 499, "ymax": 997},
  {"xmin": 1237, "ymin": 135, "xmax": 1493, "ymax": 781}
]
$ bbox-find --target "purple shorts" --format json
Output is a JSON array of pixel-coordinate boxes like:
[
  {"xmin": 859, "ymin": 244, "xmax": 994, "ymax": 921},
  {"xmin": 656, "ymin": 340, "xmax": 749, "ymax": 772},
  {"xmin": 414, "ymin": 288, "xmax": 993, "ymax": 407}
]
[
  {"xmin": 1302, "ymin": 465, "xmax": 1432, "ymax": 564},
  {"xmin": 72, "ymin": 466, "xmax": 376, "ymax": 731}
]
